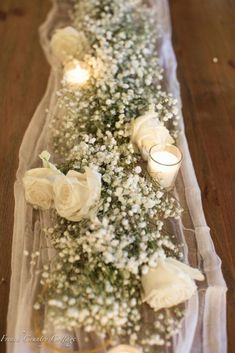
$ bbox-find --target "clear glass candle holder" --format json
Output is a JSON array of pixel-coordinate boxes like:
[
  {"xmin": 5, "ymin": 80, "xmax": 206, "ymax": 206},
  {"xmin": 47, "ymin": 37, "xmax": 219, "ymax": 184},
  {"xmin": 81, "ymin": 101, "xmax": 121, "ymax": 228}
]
[{"xmin": 148, "ymin": 144, "xmax": 182, "ymax": 190}]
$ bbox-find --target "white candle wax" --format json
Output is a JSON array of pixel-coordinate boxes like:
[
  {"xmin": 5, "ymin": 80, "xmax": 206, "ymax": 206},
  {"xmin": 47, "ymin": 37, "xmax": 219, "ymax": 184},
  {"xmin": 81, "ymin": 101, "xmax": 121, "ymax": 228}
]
[{"xmin": 148, "ymin": 150, "xmax": 180, "ymax": 189}]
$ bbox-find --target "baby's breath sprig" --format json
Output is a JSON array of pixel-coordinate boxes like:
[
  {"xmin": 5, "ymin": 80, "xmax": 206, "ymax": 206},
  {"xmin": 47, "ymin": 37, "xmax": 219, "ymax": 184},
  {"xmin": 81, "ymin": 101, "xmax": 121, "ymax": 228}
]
[{"xmin": 39, "ymin": 0, "xmax": 184, "ymax": 351}]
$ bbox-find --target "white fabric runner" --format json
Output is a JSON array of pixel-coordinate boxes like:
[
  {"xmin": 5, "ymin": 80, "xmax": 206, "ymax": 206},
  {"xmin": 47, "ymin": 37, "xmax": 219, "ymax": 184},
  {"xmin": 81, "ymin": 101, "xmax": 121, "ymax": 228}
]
[{"xmin": 7, "ymin": 1, "xmax": 227, "ymax": 352}]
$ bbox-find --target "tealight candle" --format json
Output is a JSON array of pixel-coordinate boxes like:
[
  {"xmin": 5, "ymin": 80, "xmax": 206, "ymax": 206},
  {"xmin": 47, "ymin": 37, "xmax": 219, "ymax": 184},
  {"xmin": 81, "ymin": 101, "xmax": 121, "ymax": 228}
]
[
  {"xmin": 108, "ymin": 345, "xmax": 142, "ymax": 353},
  {"xmin": 148, "ymin": 144, "xmax": 182, "ymax": 189},
  {"xmin": 63, "ymin": 60, "xmax": 90, "ymax": 88}
]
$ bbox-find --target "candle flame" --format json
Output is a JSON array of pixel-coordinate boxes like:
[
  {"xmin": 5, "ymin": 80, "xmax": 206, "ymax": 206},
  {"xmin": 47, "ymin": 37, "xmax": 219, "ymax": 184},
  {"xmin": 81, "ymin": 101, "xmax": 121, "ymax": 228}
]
[{"xmin": 64, "ymin": 62, "xmax": 90, "ymax": 87}]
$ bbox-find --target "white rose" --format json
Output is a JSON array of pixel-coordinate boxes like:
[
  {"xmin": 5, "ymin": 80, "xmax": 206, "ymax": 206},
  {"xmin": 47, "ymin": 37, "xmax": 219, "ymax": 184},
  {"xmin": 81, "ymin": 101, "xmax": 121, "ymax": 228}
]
[
  {"xmin": 131, "ymin": 111, "xmax": 174, "ymax": 160},
  {"xmin": 141, "ymin": 258, "xmax": 204, "ymax": 311},
  {"xmin": 23, "ymin": 168, "xmax": 58, "ymax": 210},
  {"xmin": 53, "ymin": 167, "xmax": 101, "ymax": 221},
  {"xmin": 50, "ymin": 27, "xmax": 89, "ymax": 64}
]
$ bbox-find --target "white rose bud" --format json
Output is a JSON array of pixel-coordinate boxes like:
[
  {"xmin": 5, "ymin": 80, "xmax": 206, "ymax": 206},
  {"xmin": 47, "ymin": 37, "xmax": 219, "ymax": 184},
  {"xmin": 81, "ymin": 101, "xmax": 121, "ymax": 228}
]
[
  {"xmin": 23, "ymin": 168, "xmax": 57, "ymax": 210},
  {"xmin": 53, "ymin": 167, "xmax": 101, "ymax": 222},
  {"xmin": 50, "ymin": 27, "xmax": 89, "ymax": 64},
  {"xmin": 131, "ymin": 111, "xmax": 174, "ymax": 160},
  {"xmin": 141, "ymin": 257, "xmax": 204, "ymax": 311}
]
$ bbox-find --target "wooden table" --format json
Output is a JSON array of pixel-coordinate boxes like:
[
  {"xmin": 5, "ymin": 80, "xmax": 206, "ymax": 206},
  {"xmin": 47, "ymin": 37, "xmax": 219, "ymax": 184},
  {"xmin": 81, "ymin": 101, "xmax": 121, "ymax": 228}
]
[
  {"xmin": 0, "ymin": 1, "xmax": 51, "ymax": 352},
  {"xmin": 170, "ymin": 1, "xmax": 235, "ymax": 352},
  {"xmin": 0, "ymin": 0, "xmax": 234, "ymax": 352}
]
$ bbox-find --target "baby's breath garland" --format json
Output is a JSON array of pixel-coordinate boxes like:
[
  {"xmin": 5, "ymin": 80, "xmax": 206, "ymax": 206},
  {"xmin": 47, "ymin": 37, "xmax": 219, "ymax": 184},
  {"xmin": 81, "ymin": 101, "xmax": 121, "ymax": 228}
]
[{"xmin": 25, "ymin": 0, "xmax": 205, "ymax": 352}]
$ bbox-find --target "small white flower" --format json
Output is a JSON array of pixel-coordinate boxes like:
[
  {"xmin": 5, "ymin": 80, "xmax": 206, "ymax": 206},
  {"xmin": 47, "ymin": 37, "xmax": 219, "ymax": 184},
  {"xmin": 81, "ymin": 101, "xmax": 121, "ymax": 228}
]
[
  {"xmin": 68, "ymin": 298, "xmax": 76, "ymax": 306},
  {"xmin": 33, "ymin": 303, "xmax": 40, "ymax": 310},
  {"xmin": 51, "ymin": 27, "xmax": 89, "ymax": 64},
  {"xmin": 48, "ymin": 299, "xmax": 65, "ymax": 308},
  {"xmin": 146, "ymin": 199, "xmax": 155, "ymax": 208},
  {"xmin": 23, "ymin": 168, "xmax": 59, "ymax": 210},
  {"xmin": 131, "ymin": 111, "xmax": 174, "ymax": 160},
  {"xmin": 67, "ymin": 308, "xmax": 80, "ymax": 319},
  {"xmin": 142, "ymin": 265, "xmax": 149, "ymax": 275},
  {"xmin": 53, "ymin": 167, "xmax": 101, "ymax": 221},
  {"xmin": 134, "ymin": 166, "xmax": 142, "ymax": 174},
  {"xmin": 141, "ymin": 258, "xmax": 204, "ymax": 311}
]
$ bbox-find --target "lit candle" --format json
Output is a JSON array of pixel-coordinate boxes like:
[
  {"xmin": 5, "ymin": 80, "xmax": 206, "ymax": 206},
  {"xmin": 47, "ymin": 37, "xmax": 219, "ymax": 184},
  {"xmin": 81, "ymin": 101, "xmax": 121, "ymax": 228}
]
[
  {"xmin": 108, "ymin": 345, "xmax": 142, "ymax": 353},
  {"xmin": 148, "ymin": 144, "xmax": 182, "ymax": 189},
  {"xmin": 63, "ymin": 60, "xmax": 90, "ymax": 88}
]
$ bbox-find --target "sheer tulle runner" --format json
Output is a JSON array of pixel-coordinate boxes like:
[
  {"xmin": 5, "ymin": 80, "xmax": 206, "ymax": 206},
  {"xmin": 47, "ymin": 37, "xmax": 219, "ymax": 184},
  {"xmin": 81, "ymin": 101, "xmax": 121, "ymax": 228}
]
[{"xmin": 7, "ymin": 1, "xmax": 227, "ymax": 352}]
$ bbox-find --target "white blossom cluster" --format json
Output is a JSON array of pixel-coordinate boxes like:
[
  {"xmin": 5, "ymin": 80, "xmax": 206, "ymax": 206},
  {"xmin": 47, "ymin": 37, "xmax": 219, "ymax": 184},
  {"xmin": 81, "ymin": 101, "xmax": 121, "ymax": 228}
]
[
  {"xmin": 49, "ymin": 136, "xmax": 182, "ymax": 275},
  {"xmin": 38, "ymin": 0, "xmax": 185, "ymax": 351}
]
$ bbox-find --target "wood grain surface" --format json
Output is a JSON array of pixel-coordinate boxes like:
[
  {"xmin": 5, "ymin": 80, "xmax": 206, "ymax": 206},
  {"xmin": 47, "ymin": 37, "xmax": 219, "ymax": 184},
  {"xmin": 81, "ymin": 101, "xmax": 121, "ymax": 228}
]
[
  {"xmin": 170, "ymin": 0, "xmax": 235, "ymax": 352},
  {"xmin": 0, "ymin": 1, "xmax": 50, "ymax": 352},
  {"xmin": 0, "ymin": 0, "xmax": 234, "ymax": 352}
]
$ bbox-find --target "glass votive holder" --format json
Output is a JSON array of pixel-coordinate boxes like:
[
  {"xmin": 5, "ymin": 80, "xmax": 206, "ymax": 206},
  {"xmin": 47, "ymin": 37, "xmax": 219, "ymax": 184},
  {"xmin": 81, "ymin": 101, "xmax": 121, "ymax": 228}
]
[{"xmin": 147, "ymin": 144, "xmax": 182, "ymax": 190}]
